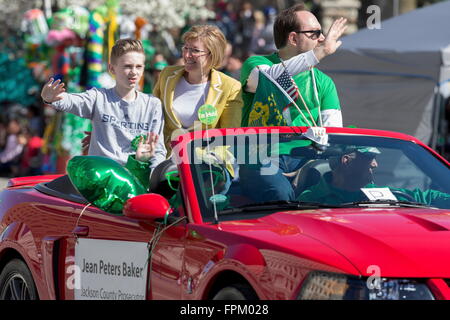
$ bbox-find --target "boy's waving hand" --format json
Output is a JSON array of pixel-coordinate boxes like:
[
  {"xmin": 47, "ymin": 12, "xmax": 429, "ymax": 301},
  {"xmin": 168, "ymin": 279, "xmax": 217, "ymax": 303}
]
[{"xmin": 41, "ymin": 78, "xmax": 66, "ymax": 103}]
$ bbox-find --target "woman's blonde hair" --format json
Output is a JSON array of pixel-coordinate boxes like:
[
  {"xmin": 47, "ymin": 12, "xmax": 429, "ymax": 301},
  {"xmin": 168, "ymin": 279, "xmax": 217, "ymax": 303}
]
[{"xmin": 182, "ymin": 25, "xmax": 227, "ymax": 70}]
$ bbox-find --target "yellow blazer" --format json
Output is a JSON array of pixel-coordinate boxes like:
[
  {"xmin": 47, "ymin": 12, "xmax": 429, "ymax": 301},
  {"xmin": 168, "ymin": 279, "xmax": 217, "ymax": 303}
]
[{"xmin": 153, "ymin": 65, "xmax": 243, "ymax": 152}]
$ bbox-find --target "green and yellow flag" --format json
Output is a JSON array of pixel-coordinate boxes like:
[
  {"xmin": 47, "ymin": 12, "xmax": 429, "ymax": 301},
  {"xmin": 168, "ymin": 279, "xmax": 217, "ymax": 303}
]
[{"xmin": 247, "ymin": 70, "xmax": 291, "ymax": 127}]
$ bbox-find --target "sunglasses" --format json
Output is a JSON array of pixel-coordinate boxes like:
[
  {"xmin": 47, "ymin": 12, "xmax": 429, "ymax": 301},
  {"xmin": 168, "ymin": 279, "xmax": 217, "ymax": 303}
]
[{"xmin": 294, "ymin": 29, "xmax": 322, "ymax": 40}]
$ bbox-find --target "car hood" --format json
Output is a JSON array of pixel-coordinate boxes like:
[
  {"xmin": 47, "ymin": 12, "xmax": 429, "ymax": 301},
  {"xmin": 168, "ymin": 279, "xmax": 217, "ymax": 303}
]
[{"xmin": 218, "ymin": 207, "xmax": 450, "ymax": 278}]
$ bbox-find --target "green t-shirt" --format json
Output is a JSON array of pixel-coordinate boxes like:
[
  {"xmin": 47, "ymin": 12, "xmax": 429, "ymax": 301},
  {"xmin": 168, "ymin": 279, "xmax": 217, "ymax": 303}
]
[{"xmin": 240, "ymin": 53, "xmax": 341, "ymax": 127}]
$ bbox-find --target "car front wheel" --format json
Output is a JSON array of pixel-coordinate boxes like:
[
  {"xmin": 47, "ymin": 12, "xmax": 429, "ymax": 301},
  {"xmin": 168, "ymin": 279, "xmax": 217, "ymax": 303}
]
[
  {"xmin": 0, "ymin": 259, "xmax": 38, "ymax": 300},
  {"xmin": 212, "ymin": 283, "xmax": 258, "ymax": 300}
]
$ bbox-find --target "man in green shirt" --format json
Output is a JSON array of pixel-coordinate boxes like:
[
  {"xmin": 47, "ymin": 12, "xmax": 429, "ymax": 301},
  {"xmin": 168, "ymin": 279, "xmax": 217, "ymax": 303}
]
[
  {"xmin": 239, "ymin": 4, "xmax": 346, "ymax": 202},
  {"xmin": 240, "ymin": 4, "xmax": 345, "ymax": 128},
  {"xmin": 298, "ymin": 147, "xmax": 450, "ymax": 207}
]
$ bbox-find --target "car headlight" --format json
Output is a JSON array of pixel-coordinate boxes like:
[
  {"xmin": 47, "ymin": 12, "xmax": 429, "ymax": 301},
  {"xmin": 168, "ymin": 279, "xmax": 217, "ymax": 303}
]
[{"xmin": 297, "ymin": 271, "xmax": 434, "ymax": 300}]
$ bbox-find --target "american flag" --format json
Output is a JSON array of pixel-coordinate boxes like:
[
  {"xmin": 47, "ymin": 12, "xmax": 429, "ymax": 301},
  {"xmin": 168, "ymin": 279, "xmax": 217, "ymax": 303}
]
[{"xmin": 276, "ymin": 70, "xmax": 299, "ymax": 101}]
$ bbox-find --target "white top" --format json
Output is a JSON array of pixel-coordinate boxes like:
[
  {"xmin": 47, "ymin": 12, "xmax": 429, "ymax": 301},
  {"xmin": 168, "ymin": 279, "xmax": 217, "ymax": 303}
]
[
  {"xmin": 173, "ymin": 77, "xmax": 210, "ymax": 128},
  {"xmin": 0, "ymin": 135, "xmax": 24, "ymax": 164},
  {"xmin": 245, "ymin": 50, "xmax": 319, "ymax": 93}
]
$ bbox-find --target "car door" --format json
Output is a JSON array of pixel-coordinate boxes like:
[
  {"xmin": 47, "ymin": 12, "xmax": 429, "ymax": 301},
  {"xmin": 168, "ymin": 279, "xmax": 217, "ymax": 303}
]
[{"xmin": 60, "ymin": 202, "xmax": 187, "ymax": 300}]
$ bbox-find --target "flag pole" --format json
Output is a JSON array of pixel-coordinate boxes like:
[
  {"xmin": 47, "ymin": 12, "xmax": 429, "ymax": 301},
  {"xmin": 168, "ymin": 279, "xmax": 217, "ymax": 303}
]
[{"xmin": 259, "ymin": 69, "xmax": 316, "ymax": 127}]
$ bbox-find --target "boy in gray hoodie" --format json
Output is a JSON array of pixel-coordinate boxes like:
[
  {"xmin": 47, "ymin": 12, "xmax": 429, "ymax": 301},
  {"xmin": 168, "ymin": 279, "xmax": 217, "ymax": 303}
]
[{"xmin": 41, "ymin": 39, "xmax": 166, "ymax": 169}]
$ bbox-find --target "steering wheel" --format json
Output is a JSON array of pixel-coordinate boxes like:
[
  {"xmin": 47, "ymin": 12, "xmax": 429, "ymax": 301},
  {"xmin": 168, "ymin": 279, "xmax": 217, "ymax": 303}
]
[{"xmin": 390, "ymin": 190, "xmax": 417, "ymax": 202}]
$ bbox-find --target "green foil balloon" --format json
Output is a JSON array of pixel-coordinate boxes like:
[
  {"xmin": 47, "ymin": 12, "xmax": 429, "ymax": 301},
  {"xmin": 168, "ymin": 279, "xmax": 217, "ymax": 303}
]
[{"xmin": 67, "ymin": 156, "xmax": 146, "ymax": 214}]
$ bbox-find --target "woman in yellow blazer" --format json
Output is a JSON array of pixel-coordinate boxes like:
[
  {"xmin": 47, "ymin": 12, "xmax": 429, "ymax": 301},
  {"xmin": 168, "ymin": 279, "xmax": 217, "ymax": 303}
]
[{"xmin": 153, "ymin": 25, "xmax": 243, "ymax": 154}]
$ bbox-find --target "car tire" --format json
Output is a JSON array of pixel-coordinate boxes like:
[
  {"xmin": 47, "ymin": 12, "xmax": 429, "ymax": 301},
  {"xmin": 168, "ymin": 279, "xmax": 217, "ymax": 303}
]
[
  {"xmin": 0, "ymin": 259, "xmax": 38, "ymax": 300},
  {"xmin": 212, "ymin": 283, "xmax": 258, "ymax": 300}
]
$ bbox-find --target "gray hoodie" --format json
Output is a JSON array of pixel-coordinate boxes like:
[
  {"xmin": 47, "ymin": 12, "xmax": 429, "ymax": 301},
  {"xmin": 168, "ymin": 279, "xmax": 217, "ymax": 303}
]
[{"xmin": 51, "ymin": 87, "xmax": 166, "ymax": 167}]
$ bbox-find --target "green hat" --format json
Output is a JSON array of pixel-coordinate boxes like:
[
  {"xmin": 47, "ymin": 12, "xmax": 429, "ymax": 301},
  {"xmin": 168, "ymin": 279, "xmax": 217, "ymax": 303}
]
[
  {"xmin": 345, "ymin": 146, "xmax": 381, "ymax": 157},
  {"xmin": 328, "ymin": 145, "xmax": 381, "ymax": 169}
]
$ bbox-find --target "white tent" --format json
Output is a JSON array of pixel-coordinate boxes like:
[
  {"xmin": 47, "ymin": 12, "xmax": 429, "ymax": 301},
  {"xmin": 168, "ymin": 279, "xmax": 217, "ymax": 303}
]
[{"xmin": 320, "ymin": 0, "xmax": 450, "ymax": 147}]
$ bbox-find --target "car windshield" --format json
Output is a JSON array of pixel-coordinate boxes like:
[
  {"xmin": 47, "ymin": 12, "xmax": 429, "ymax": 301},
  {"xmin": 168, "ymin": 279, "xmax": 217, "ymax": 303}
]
[{"xmin": 187, "ymin": 131, "xmax": 450, "ymax": 222}]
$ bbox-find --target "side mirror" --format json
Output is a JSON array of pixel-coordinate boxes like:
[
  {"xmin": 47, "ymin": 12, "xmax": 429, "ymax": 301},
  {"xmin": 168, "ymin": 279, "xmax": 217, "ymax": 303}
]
[{"xmin": 123, "ymin": 193, "xmax": 170, "ymax": 222}]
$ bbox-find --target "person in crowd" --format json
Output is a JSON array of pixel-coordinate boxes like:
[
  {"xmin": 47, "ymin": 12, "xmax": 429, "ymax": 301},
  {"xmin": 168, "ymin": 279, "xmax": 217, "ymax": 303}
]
[
  {"xmin": 26, "ymin": 104, "xmax": 45, "ymax": 138},
  {"xmin": 248, "ymin": 8, "xmax": 277, "ymax": 56},
  {"xmin": 240, "ymin": 3, "xmax": 347, "ymax": 127},
  {"xmin": 143, "ymin": 53, "xmax": 169, "ymax": 94},
  {"xmin": 20, "ymin": 127, "xmax": 44, "ymax": 176},
  {"xmin": 151, "ymin": 57, "xmax": 169, "ymax": 87},
  {"xmin": 214, "ymin": 0, "xmax": 238, "ymax": 44},
  {"xmin": 225, "ymin": 54, "xmax": 243, "ymax": 81},
  {"xmin": 236, "ymin": 1, "xmax": 256, "ymax": 59},
  {"xmin": 0, "ymin": 119, "xmax": 27, "ymax": 177},
  {"xmin": 249, "ymin": 10, "xmax": 267, "ymax": 55},
  {"xmin": 0, "ymin": 122, "xmax": 7, "ymax": 151},
  {"xmin": 219, "ymin": 42, "xmax": 242, "ymax": 80},
  {"xmin": 40, "ymin": 38, "xmax": 166, "ymax": 169},
  {"xmin": 261, "ymin": 6, "xmax": 277, "ymax": 54},
  {"xmin": 298, "ymin": 147, "xmax": 450, "ymax": 206},
  {"xmin": 152, "ymin": 24, "xmax": 243, "ymax": 154}
]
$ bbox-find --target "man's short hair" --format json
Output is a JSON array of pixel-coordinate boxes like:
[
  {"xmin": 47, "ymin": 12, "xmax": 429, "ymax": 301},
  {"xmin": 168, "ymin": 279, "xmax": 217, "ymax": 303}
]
[
  {"xmin": 110, "ymin": 39, "xmax": 145, "ymax": 64},
  {"xmin": 182, "ymin": 25, "xmax": 227, "ymax": 70},
  {"xmin": 273, "ymin": 3, "xmax": 306, "ymax": 49}
]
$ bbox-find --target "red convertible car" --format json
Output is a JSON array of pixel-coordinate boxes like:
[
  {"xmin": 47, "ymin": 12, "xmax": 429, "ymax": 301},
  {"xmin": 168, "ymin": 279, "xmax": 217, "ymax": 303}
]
[{"xmin": 0, "ymin": 126, "xmax": 449, "ymax": 300}]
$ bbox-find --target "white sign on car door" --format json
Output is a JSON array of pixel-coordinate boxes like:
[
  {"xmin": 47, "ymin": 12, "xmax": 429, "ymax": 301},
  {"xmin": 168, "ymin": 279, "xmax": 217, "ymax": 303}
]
[{"xmin": 74, "ymin": 238, "xmax": 149, "ymax": 300}]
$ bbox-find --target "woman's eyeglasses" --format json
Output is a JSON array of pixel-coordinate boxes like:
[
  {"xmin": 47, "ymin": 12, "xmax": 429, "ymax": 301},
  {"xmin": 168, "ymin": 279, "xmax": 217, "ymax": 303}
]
[
  {"xmin": 294, "ymin": 29, "xmax": 323, "ymax": 40},
  {"xmin": 181, "ymin": 46, "xmax": 210, "ymax": 57}
]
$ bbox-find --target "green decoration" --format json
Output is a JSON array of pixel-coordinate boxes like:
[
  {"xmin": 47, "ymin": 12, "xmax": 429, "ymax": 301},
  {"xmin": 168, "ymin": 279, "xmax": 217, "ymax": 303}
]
[
  {"xmin": 165, "ymin": 170, "xmax": 180, "ymax": 191},
  {"xmin": 0, "ymin": 53, "xmax": 39, "ymax": 105},
  {"xmin": 247, "ymin": 71, "xmax": 288, "ymax": 127},
  {"xmin": 131, "ymin": 134, "xmax": 147, "ymax": 151},
  {"xmin": 209, "ymin": 194, "xmax": 229, "ymax": 211},
  {"xmin": 106, "ymin": 0, "xmax": 121, "ymax": 10},
  {"xmin": 67, "ymin": 156, "xmax": 146, "ymax": 214},
  {"xmin": 153, "ymin": 60, "xmax": 168, "ymax": 70},
  {"xmin": 61, "ymin": 113, "xmax": 91, "ymax": 157},
  {"xmin": 51, "ymin": 9, "xmax": 73, "ymax": 30},
  {"xmin": 66, "ymin": 6, "xmax": 90, "ymax": 38},
  {"xmin": 142, "ymin": 39, "xmax": 155, "ymax": 65},
  {"xmin": 198, "ymin": 104, "xmax": 218, "ymax": 125}
]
